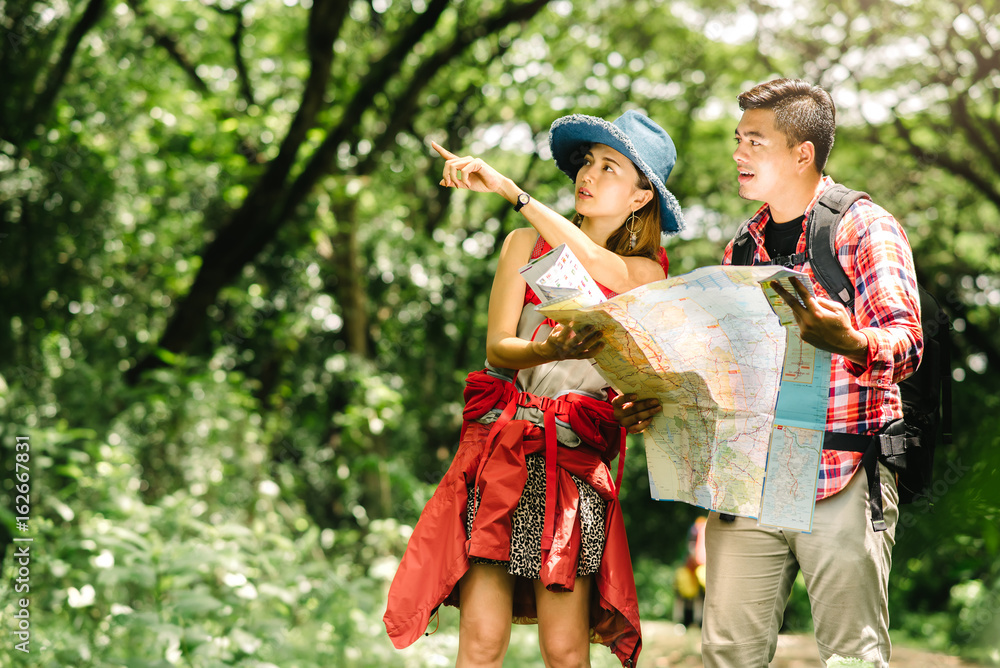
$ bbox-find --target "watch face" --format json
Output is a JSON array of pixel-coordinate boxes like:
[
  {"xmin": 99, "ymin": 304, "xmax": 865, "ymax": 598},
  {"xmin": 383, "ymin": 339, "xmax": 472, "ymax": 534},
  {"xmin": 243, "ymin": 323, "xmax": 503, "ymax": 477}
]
[{"xmin": 518, "ymin": 193, "xmax": 530, "ymax": 205}]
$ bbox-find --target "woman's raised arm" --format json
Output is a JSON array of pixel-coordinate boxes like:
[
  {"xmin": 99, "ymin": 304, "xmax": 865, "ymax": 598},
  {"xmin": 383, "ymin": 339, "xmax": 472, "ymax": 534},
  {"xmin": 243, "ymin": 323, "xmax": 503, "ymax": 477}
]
[{"xmin": 431, "ymin": 141, "xmax": 662, "ymax": 293}]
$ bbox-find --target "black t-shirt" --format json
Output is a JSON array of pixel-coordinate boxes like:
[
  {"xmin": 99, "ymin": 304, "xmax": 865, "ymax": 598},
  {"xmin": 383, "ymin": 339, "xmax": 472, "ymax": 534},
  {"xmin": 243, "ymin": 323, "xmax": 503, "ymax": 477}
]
[{"xmin": 764, "ymin": 213, "xmax": 805, "ymax": 262}]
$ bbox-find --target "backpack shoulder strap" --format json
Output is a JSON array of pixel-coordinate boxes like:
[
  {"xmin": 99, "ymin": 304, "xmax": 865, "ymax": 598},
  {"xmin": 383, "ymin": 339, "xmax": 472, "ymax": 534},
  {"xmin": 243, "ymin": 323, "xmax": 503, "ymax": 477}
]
[
  {"xmin": 730, "ymin": 218, "xmax": 756, "ymax": 267},
  {"xmin": 805, "ymin": 184, "xmax": 870, "ymax": 310}
]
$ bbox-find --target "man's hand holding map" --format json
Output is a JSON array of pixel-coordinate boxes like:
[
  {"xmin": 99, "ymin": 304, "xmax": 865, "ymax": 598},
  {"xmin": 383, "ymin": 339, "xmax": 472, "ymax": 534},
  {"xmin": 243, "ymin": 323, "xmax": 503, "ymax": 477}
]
[{"xmin": 522, "ymin": 244, "xmax": 830, "ymax": 532}]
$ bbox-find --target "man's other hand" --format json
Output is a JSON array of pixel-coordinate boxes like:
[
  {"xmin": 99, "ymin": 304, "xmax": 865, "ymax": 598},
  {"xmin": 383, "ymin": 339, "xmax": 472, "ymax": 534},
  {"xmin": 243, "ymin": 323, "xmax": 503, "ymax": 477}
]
[{"xmin": 611, "ymin": 393, "xmax": 662, "ymax": 434}]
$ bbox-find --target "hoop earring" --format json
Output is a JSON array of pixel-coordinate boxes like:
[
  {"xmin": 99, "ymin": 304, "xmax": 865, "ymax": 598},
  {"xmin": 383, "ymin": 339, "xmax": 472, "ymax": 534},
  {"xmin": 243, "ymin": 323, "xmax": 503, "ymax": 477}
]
[{"xmin": 625, "ymin": 210, "xmax": 639, "ymax": 250}]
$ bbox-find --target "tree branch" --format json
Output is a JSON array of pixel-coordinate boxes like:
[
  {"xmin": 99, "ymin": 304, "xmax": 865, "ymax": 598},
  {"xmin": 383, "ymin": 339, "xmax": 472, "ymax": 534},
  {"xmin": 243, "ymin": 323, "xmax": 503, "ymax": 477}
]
[
  {"xmin": 359, "ymin": 22, "xmax": 520, "ymax": 176},
  {"xmin": 330, "ymin": 197, "xmax": 367, "ymax": 357},
  {"xmin": 128, "ymin": 0, "xmax": 549, "ymax": 383},
  {"xmin": 951, "ymin": 96, "xmax": 1000, "ymax": 177},
  {"xmin": 206, "ymin": 1, "xmax": 256, "ymax": 107},
  {"xmin": 127, "ymin": 0, "xmax": 208, "ymax": 92},
  {"xmin": 127, "ymin": 0, "xmax": 349, "ymax": 382},
  {"xmin": 246, "ymin": 0, "xmax": 347, "ymax": 201},
  {"xmin": 27, "ymin": 0, "xmax": 108, "ymax": 136},
  {"xmin": 230, "ymin": 12, "xmax": 255, "ymax": 107},
  {"xmin": 283, "ymin": 0, "xmax": 548, "ymax": 218},
  {"xmin": 278, "ymin": 0, "xmax": 453, "ymax": 216},
  {"xmin": 892, "ymin": 116, "xmax": 1000, "ymax": 212},
  {"xmin": 151, "ymin": 32, "xmax": 209, "ymax": 93}
]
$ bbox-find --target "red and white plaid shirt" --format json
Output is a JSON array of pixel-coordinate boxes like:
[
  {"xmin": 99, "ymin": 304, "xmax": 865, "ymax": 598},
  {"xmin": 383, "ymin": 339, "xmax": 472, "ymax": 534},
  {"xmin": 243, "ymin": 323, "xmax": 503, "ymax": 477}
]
[{"xmin": 723, "ymin": 177, "xmax": 923, "ymax": 500}]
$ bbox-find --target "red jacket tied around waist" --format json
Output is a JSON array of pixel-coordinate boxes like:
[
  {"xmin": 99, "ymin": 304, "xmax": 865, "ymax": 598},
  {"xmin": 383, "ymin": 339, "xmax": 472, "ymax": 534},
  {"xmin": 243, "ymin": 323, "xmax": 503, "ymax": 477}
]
[{"xmin": 383, "ymin": 368, "xmax": 643, "ymax": 666}]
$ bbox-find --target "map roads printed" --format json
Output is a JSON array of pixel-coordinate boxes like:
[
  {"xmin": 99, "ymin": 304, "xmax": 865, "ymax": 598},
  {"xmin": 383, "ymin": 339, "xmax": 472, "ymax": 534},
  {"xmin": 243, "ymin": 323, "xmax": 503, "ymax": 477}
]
[{"xmin": 526, "ymin": 247, "xmax": 828, "ymax": 533}]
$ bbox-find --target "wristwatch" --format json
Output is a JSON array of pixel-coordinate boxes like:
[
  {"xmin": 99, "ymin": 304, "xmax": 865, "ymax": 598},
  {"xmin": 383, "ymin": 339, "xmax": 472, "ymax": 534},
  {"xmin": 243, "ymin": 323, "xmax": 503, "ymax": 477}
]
[{"xmin": 514, "ymin": 192, "xmax": 531, "ymax": 212}]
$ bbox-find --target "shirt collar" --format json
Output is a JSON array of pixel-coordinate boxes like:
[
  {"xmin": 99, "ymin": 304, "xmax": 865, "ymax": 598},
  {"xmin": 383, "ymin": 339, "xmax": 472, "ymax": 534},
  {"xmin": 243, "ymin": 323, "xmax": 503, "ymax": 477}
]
[
  {"xmin": 804, "ymin": 175, "xmax": 836, "ymax": 217},
  {"xmin": 748, "ymin": 175, "xmax": 835, "ymax": 234}
]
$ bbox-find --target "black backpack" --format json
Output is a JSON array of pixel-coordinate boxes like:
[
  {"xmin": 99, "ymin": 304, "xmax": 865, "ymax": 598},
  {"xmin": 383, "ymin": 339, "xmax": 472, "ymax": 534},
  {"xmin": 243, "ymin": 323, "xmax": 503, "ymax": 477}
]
[{"xmin": 731, "ymin": 184, "xmax": 952, "ymax": 510}]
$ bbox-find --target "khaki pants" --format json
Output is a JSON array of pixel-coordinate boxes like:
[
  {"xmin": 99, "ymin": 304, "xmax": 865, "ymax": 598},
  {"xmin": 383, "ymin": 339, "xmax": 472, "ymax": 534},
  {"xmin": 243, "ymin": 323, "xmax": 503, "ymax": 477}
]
[{"xmin": 701, "ymin": 463, "xmax": 898, "ymax": 668}]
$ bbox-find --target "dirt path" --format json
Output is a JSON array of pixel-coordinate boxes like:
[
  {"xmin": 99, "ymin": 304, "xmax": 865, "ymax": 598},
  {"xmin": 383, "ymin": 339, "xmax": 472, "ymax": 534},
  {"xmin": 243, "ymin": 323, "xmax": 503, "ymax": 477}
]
[{"xmin": 639, "ymin": 621, "xmax": 982, "ymax": 667}]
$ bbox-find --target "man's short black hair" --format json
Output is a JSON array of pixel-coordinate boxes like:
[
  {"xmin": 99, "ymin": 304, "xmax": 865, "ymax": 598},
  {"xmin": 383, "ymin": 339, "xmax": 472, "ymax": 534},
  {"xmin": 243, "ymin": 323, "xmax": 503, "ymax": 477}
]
[{"xmin": 738, "ymin": 78, "xmax": 837, "ymax": 172}]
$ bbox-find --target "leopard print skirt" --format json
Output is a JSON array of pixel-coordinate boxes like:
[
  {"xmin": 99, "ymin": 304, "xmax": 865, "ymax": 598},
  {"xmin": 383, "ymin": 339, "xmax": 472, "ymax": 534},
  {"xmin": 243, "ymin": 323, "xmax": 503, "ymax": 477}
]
[{"xmin": 466, "ymin": 453, "xmax": 607, "ymax": 578}]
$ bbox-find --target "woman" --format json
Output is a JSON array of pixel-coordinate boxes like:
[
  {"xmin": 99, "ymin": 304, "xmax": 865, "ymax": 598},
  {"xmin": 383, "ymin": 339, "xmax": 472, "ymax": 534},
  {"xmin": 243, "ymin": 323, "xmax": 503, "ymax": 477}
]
[{"xmin": 384, "ymin": 110, "xmax": 685, "ymax": 667}]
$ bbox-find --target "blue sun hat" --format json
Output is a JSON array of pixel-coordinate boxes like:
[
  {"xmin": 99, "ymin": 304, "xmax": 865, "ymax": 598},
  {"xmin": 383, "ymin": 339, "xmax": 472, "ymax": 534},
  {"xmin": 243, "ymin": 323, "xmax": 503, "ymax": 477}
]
[{"xmin": 549, "ymin": 109, "xmax": 685, "ymax": 235}]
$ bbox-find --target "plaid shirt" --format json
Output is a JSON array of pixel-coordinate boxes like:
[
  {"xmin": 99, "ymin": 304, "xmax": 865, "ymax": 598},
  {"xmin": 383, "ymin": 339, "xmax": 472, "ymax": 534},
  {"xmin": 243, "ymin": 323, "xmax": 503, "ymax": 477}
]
[{"xmin": 723, "ymin": 177, "xmax": 923, "ymax": 499}]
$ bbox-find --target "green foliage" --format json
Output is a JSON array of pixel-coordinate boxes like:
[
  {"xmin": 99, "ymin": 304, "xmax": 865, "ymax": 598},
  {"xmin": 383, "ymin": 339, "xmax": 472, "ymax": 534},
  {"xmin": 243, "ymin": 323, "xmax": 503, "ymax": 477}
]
[
  {"xmin": 0, "ymin": 363, "xmax": 418, "ymax": 666},
  {"xmin": 2, "ymin": 0, "xmax": 999, "ymax": 664},
  {"xmin": 780, "ymin": 574, "xmax": 814, "ymax": 635},
  {"xmin": 888, "ymin": 374, "xmax": 1000, "ymax": 661}
]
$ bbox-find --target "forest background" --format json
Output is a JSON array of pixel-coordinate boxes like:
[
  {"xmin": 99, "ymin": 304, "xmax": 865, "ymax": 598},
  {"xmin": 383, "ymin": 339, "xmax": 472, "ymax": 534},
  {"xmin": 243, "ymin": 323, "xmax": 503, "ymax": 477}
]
[{"xmin": 1, "ymin": 0, "xmax": 999, "ymax": 666}]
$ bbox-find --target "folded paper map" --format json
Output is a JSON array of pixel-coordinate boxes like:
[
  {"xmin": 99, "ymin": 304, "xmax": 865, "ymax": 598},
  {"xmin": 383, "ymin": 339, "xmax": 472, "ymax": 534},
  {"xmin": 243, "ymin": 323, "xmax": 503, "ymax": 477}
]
[
  {"xmin": 518, "ymin": 242, "xmax": 607, "ymax": 307},
  {"xmin": 523, "ymin": 246, "xmax": 829, "ymax": 533}
]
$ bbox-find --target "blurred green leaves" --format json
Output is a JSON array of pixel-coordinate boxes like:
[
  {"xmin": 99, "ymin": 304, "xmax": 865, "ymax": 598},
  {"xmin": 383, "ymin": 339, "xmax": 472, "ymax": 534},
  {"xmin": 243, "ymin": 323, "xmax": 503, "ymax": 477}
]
[{"xmin": 1, "ymin": 0, "xmax": 999, "ymax": 664}]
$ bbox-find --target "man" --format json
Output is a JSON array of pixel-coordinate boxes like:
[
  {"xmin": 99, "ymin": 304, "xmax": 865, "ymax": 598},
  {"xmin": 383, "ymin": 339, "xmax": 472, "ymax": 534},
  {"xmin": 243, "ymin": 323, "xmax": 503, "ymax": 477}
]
[{"xmin": 614, "ymin": 78, "xmax": 923, "ymax": 667}]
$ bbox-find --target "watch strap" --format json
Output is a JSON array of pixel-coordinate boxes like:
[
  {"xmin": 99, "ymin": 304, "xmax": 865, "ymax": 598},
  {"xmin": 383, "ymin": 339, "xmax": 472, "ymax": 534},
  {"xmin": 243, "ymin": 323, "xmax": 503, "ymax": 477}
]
[{"xmin": 514, "ymin": 192, "xmax": 531, "ymax": 212}]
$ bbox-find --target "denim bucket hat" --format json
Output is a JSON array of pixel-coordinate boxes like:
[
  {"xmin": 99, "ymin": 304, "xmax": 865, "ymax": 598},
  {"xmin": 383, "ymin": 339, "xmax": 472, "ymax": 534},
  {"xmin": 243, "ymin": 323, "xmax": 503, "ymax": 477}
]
[{"xmin": 549, "ymin": 110, "xmax": 685, "ymax": 235}]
